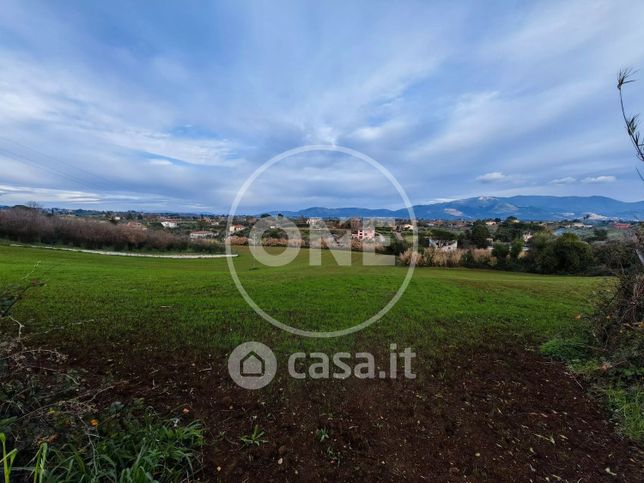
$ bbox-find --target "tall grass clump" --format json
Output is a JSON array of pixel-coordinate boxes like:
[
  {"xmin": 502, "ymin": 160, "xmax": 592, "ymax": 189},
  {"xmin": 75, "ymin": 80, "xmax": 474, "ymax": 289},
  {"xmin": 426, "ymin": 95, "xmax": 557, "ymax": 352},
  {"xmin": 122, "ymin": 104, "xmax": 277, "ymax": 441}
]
[
  {"xmin": 399, "ymin": 248, "xmax": 493, "ymax": 268},
  {"xmin": 1, "ymin": 276, "xmax": 204, "ymax": 481}
]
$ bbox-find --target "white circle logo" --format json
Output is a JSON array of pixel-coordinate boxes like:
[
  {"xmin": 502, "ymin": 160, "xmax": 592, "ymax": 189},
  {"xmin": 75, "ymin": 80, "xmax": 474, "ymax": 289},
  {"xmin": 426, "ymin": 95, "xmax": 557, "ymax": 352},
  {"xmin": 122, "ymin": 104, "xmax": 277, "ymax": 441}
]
[
  {"xmin": 227, "ymin": 341, "xmax": 277, "ymax": 390},
  {"xmin": 226, "ymin": 145, "xmax": 418, "ymax": 338}
]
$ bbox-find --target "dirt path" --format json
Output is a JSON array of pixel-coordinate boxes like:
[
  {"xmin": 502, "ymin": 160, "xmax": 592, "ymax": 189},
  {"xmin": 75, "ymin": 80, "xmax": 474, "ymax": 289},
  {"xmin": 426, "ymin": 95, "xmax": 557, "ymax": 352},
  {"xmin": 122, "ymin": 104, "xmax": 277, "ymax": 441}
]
[
  {"xmin": 74, "ymin": 342, "xmax": 643, "ymax": 482},
  {"xmin": 9, "ymin": 244, "xmax": 237, "ymax": 259}
]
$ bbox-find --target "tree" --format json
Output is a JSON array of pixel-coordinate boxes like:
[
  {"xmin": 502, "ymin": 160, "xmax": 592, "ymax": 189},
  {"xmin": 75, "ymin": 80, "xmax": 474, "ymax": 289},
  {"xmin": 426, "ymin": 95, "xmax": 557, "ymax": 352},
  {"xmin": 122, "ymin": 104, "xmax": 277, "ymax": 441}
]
[
  {"xmin": 617, "ymin": 68, "xmax": 644, "ymax": 265},
  {"xmin": 617, "ymin": 68, "xmax": 644, "ymax": 181},
  {"xmin": 596, "ymin": 69, "xmax": 644, "ymax": 355},
  {"xmin": 428, "ymin": 228, "xmax": 457, "ymax": 240},
  {"xmin": 197, "ymin": 217, "xmax": 209, "ymax": 230},
  {"xmin": 537, "ymin": 233, "xmax": 593, "ymax": 274},
  {"xmin": 470, "ymin": 222, "xmax": 491, "ymax": 248},
  {"xmin": 388, "ymin": 238, "xmax": 408, "ymax": 256},
  {"xmin": 492, "ymin": 243, "xmax": 509, "ymax": 260},
  {"xmin": 510, "ymin": 239, "xmax": 524, "ymax": 260},
  {"xmin": 592, "ymin": 228, "xmax": 608, "ymax": 241}
]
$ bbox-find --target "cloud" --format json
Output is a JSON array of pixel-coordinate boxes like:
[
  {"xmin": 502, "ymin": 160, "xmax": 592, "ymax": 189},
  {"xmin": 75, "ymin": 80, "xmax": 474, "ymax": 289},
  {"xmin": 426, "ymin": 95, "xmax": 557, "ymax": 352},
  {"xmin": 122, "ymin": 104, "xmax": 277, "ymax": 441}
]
[
  {"xmin": 1, "ymin": 0, "xmax": 644, "ymax": 210},
  {"xmin": 444, "ymin": 208, "xmax": 464, "ymax": 217},
  {"xmin": 550, "ymin": 177, "xmax": 577, "ymax": 184},
  {"xmin": 581, "ymin": 175, "xmax": 616, "ymax": 184},
  {"xmin": 476, "ymin": 172, "xmax": 509, "ymax": 183},
  {"xmin": 350, "ymin": 119, "xmax": 409, "ymax": 143},
  {"xmin": 147, "ymin": 158, "xmax": 174, "ymax": 166}
]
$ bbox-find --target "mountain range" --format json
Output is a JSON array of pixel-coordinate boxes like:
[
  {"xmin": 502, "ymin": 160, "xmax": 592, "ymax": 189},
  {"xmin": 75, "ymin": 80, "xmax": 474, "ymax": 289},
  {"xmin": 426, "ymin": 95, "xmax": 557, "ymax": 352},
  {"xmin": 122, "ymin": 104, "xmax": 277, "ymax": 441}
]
[{"xmin": 273, "ymin": 196, "xmax": 644, "ymax": 221}]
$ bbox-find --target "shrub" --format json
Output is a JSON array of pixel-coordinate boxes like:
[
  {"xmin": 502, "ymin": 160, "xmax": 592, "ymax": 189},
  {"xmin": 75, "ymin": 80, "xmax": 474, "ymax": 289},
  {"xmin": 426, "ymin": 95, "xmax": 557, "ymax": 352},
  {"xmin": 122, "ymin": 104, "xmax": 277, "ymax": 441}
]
[
  {"xmin": 1, "ymin": 280, "xmax": 204, "ymax": 481},
  {"xmin": 526, "ymin": 232, "xmax": 594, "ymax": 274},
  {"xmin": 44, "ymin": 401, "xmax": 204, "ymax": 482},
  {"xmin": 510, "ymin": 238, "xmax": 524, "ymax": 260},
  {"xmin": 592, "ymin": 271, "xmax": 644, "ymax": 367},
  {"xmin": 461, "ymin": 249, "xmax": 493, "ymax": 269},
  {"xmin": 540, "ymin": 337, "xmax": 591, "ymax": 361},
  {"xmin": 491, "ymin": 243, "xmax": 509, "ymax": 260},
  {"xmin": 469, "ymin": 222, "xmax": 491, "ymax": 249},
  {"xmin": 423, "ymin": 248, "xmax": 462, "ymax": 267},
  {"xmin": 398, "ymin": 248, "xmax": 425, "ymax": 267},
  {"xmin": 603, "ymin": 386, "xmax": 643, "ymax": 442},
  {"xmin": 0, "ymin": 207, "xmax": 224, "ymax": 253}
]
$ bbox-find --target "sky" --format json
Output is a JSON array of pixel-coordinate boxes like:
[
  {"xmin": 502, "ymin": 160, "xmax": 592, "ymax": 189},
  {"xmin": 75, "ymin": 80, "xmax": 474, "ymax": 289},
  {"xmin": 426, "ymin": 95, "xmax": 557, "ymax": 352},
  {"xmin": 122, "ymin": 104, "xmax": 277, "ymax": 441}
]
[{"xmin": 1, "ymin": 0, "xmax": 644, "ymax": 213}]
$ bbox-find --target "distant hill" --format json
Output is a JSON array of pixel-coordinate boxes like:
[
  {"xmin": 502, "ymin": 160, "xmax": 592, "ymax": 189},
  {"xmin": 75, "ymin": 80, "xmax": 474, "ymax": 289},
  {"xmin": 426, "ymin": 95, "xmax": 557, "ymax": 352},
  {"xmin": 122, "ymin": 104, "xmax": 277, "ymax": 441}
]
[{"xmin": 274, "ymin": 196, "xmax": 644, "ymax": 221}]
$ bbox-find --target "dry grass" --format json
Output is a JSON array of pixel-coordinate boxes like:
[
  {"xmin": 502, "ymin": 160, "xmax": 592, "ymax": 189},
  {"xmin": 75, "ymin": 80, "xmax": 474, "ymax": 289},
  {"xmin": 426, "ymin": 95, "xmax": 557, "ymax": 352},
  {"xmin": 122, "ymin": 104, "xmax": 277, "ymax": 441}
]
[{"xmin": 400, "ymin": 248, "xmax": 494, "ymax": 267}]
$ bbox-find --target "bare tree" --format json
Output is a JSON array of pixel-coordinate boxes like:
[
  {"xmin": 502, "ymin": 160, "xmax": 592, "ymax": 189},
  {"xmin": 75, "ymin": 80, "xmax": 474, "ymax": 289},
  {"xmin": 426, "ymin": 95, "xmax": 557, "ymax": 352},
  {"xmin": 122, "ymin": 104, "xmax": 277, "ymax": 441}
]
[
  {"xmin": 617, "ymin": 68, "xmax": 644, "ymax": 181},
  {"xmin": 617, "ymin": 68, "xmax": 644, "ymax": 265}
]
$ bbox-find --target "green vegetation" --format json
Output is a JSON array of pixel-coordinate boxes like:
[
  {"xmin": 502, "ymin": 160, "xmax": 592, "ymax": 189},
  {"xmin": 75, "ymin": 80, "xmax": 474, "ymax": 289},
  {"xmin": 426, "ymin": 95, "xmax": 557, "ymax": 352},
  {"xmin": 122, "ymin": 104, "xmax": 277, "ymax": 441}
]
[
  {"xmin": 2, "ymin": 242, "xmax": 640, "ymax": 474},
  {"xmin": 240, "ymin": 425, "xmax": 267, "ymax": 447},
  {"xmin": 0, "ymin": 207, "xmax": 224, "ymax": 254},
  {"xmin": 1, "ymin": 433, "xmax": 17, "ymax": 483},
  {"xmin": 0, "ymin": 244, "xmax": 600, "ymax": 357},
  {"xmin": 1, "ymin": 274, "xmax": 204, "ymax": 482},
  {"xmin": 0, "ymin": 404, "xmax": 203, "ymax": 482},
  {"xmin": 540, "ymin": 267, "xmax": 643, "ymax": 443},
  {"xmin": 603, "ymin": 387, "xmax": 643, "ymax": 442},
  {"xmin": 43, "ymin": 401, "xmax": 204, "ymax": 482},
  {"xmin": 468, "ymin": 221, "xmax": 491, "ymax": 248},
  {"xmin": 539, "ymin": 336, "xmax": 592, "ymax": 361}
]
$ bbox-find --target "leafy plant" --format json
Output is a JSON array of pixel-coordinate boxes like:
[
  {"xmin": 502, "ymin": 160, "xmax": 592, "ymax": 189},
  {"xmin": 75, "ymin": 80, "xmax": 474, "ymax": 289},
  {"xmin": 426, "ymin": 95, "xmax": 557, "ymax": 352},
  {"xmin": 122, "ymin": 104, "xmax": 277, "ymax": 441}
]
[
  {"xmin": 30, "ymin": 401, "xmax": 204, "ymax": 482},
  {"xmin": 617, "ymin": 68, "xmax": 644, "ymax": 180},
  {"xmin": 1, "ymin": 433, "xmax": 18, "ymax": 483},
  {"xmin": 315, "ymin": 428, "xmax": 330, "ymax": 443},
  {"xmin": 240, "ymin": 425, "xmax": 267, "ymax": 447},
  {"xmin": 32, "ymin": 442, "xmax": 48, "ymax": 483},
  {"xmin": 603, "ymin": 386, "xmax": 643, "ymax": 443},
  {"xmin": 540, "ymin": 336, "xmax": 592, "ymax": 361}
]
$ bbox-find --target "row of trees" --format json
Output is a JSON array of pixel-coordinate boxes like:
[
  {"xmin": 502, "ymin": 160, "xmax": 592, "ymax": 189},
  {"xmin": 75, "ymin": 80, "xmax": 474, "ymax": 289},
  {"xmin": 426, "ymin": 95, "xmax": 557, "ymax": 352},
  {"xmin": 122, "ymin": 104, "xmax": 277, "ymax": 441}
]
[
  {"xmin": 0, "ymin": 207, "xmax": 224, "ymax": 253},
  {"xmin": 401, "ymin": 230, "xmax": 641, "ymax": 275}
]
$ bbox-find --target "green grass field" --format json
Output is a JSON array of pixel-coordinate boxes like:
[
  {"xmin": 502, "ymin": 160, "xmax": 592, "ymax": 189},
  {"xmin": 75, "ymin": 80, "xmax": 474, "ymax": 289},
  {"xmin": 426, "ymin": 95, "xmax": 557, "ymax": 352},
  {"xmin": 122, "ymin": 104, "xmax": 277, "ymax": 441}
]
[
  {"xmin": 4, "ymin": 243, "xmax": 642, "ymax": 481},
  {"xmin": 0, "ymin": 243, "xmax": 601, "ymax": 359}
]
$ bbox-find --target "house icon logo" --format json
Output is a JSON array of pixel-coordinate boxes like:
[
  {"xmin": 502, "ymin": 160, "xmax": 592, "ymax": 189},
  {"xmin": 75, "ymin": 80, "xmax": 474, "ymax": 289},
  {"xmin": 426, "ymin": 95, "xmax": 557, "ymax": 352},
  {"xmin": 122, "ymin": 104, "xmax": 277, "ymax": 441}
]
[
  {"xmin": 228, "ymin": 341, "xmax": 277, "ymax": 389},
  {"xmin": 240, "ymin": 350, "xmax": 265, "ymax": 377}
]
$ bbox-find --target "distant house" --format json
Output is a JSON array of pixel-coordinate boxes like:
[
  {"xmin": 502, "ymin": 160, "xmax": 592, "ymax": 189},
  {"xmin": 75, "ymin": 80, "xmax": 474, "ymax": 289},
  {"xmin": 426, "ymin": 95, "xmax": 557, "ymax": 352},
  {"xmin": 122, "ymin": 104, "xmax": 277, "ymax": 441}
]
[
  {"xmin": 612, "ymin": 222, "xmax": 630, "ymax": 230},
  {"xmin": 160, "ymin": 221, "xmax": 178, "ymax": 229},
  {"xmin": 428, "ymin": 238, "xmax": 458, "ymax": 251},
  {"xmin": 228, "ymin": 224, "xmax": 245, "ymax": 234},
  {"xmin": 484, "ymin": 220, "xmax": 497, "ymax": 226},
  {"xmin": 522, "ymin": 232, "xmax": 533, "ymax": 243},
  {"xmin": 400, "ymin": 223, "xmax": 415, "ymax": 231},
  {"xmin": 306, "ymin": 217, "xmax": 323, "ymax": 226},
  {"xmin": 190, "ymin": 230, "xmax": 215, "ymax": 239},
  {"xmin": 352, "ymin": 228, "xmax": 376, "ymax": 241}
]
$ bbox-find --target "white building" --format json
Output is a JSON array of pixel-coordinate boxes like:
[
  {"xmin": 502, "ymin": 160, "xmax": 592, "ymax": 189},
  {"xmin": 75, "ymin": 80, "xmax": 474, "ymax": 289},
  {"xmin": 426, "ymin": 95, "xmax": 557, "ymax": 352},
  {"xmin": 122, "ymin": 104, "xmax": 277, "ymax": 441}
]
[
  {"xmin": 160, "ymin": 221, "xmax": 178, "ymax": 229},
  {"xmin": 352, "ymin": 228, "xmax": 376, "ymax": 241},
  {"xmin": 306, "ymin": 217, "xmax": 323, "ymax": 226},
  {"xmin": 428, "ymin": 238, "xmax": 458, "ymax": 251},
  {"xmin": 228, "ymin": 224, "xmax": 245, "ymax": 234},
  {"xmin": 190, "ymin": 231, "xmax": 215, "ymax": 239}
]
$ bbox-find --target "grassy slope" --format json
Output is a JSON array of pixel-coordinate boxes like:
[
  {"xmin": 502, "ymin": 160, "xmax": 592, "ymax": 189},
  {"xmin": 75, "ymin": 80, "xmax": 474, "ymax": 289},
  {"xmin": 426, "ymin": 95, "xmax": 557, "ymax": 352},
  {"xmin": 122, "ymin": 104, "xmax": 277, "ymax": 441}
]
[{"xmin": 0, "ymin": 244, "xmax": 601, "ymax": 359}]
